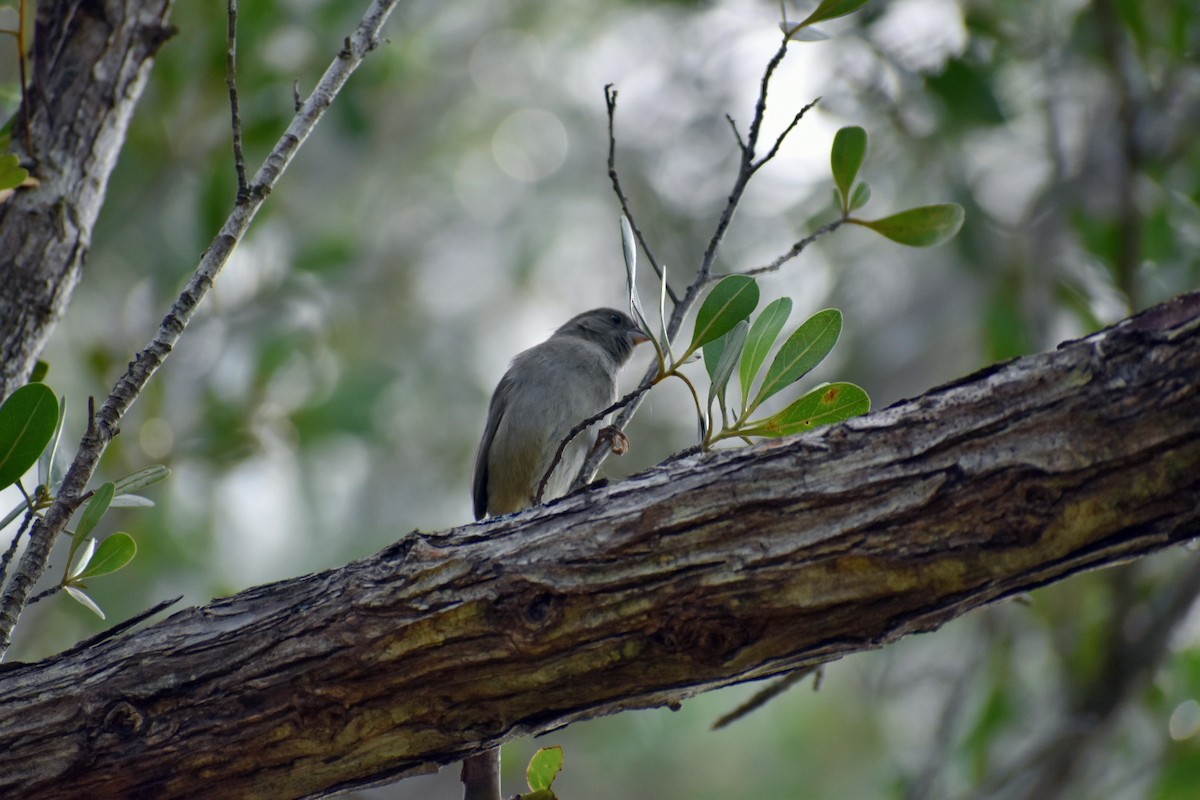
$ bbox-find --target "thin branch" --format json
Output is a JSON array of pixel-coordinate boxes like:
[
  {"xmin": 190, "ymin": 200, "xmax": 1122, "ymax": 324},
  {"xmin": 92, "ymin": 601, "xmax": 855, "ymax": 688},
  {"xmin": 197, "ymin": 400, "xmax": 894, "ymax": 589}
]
[
  {"xmin": 712, "ymin": 666, "xmax": 819, "ymax": 730},
  {"xmin": 713, "ymin": 218, "xmax": 845, "ymax": 280},
  {"xmin": 751, "ymin": 96, "xmax": 820, "ymax": 174},
  {"xmin": 725, "ymin": 113, "xmax": 746, "ymax": 152},
  {"xmin": 604, "ymin": 84, "xmax": 679, "ymax": 304},
  {"xmin": 535, "ymin": 382, "xmax": 653, "ymax": 504},
  {"xmin": 0, "ymin": 0, "xmax": 401, "ymax": 660},
  {"xmin": 226, "ymin": 0, "xmax": 249, "ymax": 201},
  {"xmin": 0, "ymin": 508, "xmax": 36, "ymax": 590}
]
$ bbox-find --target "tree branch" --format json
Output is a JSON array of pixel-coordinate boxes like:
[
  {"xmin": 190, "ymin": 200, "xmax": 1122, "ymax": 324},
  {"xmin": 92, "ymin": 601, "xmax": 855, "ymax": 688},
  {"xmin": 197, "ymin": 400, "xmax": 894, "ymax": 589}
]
[{"xmin": 1, "ymin": 290, "xmax": 1197, "ymax": 799}]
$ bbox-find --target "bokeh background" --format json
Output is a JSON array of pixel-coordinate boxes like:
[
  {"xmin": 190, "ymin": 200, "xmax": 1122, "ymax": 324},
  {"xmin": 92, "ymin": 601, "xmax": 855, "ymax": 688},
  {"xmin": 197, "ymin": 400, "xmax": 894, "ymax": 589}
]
[{"xmin": 3, "ymin": 0, "xmax": 1200, "ymax": 797}]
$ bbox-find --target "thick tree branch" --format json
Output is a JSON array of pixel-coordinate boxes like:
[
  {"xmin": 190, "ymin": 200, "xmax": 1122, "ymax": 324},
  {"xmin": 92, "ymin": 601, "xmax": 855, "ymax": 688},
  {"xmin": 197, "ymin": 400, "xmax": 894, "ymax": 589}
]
[{"xmin": 0, "ymin": 291, "xmax": 1197, "ymax": 799}]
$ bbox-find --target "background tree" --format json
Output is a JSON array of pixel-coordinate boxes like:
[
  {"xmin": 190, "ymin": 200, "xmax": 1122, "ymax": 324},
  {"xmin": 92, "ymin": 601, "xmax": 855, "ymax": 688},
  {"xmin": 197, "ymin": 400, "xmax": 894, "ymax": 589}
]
[{"xmin": 0, "ymin": 1, "xmax": 1197, "ymax": 798}]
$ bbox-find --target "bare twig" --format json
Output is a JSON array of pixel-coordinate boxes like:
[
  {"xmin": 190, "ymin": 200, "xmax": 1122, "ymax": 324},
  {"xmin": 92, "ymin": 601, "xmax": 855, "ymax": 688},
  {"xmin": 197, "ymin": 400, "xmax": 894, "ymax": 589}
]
[
  {"xmin": 226, "ymin": 0, "xmax": 249, "ymax": 201},
  {"xmin": 0, "ymin": 509, "xmax": 36, "ymax": 590},
  {"xmin": 712, "ymin": 666, "xmax": 819, "ymax": 730},
  {"xmin": 0, "ymin": 0, "xmax": 401, "ymax": 660},
  {"xmin": 604, "ymin": 84, "xmax": 678, "ymax": 304},
  {"xmin": 535, "ymin": 382, "xmax": 653, "ymax": 504},
  {"xmin": 713, "ymin": 218, "xmax": 844, "ymax": 280},
  {"xmin": 751, "ymin": 97, "xmax": 820, "ymax": 174}
]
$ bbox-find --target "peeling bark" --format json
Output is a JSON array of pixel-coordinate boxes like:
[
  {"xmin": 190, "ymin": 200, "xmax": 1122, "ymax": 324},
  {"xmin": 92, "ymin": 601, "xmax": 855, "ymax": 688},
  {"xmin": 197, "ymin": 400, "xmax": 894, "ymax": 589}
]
[{"xmin": 0, "ymin": 291, "xmax": 1196, "ymax": 799}]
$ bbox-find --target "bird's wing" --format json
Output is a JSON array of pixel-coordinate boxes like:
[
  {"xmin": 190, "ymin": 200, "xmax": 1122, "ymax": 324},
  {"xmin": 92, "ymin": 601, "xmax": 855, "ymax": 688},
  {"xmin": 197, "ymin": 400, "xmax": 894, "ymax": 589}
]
[{"xmin": 472, "ymin": 371, "xmax": 515, "ymax": 520}]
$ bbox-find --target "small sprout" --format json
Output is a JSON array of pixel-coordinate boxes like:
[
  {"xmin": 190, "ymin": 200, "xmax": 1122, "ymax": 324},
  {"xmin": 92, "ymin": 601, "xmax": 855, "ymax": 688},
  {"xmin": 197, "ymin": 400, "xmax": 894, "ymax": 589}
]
[
  {"xmin": 848, "ymin": 181, "xmax": 872, "ymax": 212},
  {"xmin": 520, "ymin": 746, "xmax": 565, "ymax": 800},
  {"xmin": 830, "ymin": 126, "xmax": 867, "ymax": 211}
]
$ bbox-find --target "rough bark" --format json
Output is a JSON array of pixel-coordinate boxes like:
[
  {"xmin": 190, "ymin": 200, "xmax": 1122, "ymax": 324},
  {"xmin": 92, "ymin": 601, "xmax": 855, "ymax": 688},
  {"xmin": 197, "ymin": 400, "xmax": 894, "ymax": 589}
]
[
  {"xmin": 0, "ymin": 0, "xmax": 176, "ymax": 398},
  {"xmin": 0, "ymin": 291, "xmax": 1196, "ymax": 799}
]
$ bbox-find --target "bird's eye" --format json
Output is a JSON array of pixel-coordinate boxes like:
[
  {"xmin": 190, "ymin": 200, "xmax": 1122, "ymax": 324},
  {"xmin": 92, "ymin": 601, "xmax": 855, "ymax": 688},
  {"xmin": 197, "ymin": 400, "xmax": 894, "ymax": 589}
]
[{"xmin": 609, "ymin": 313, "xmax": 621, "ymax": 325}]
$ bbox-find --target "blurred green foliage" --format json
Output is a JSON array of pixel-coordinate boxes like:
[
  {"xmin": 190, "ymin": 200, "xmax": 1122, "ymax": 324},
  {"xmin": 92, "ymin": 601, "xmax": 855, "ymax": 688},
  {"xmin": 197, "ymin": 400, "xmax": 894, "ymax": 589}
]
[{"xmin": 2, "ymin": 0, "xmax": 1198, "ymax": 798}]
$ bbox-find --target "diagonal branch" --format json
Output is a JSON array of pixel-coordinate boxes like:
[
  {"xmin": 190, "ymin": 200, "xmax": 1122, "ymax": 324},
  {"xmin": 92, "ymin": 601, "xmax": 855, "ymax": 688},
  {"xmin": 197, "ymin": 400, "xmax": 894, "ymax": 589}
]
[
  {"xmin": 0, "ymin": 289, "xmax": 1197, "ymax": 799},
  {"xmin": 0, "ymin": 0, "xmax": 402, "ymax": 659}
]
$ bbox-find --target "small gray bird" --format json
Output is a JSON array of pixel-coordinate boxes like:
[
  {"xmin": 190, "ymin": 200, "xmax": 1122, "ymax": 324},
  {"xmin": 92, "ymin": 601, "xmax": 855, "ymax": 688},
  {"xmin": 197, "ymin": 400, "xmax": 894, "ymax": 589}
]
[{"xmin": 472, "ymin": 308, "xmax": 646, "ymax": 519}]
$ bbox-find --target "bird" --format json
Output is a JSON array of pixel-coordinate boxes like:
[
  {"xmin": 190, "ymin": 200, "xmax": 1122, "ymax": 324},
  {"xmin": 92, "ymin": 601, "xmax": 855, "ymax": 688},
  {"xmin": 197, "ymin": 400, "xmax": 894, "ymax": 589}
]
[{"xmin": 472, "ymin": 307, "xmax": 647, "ymax": 520}]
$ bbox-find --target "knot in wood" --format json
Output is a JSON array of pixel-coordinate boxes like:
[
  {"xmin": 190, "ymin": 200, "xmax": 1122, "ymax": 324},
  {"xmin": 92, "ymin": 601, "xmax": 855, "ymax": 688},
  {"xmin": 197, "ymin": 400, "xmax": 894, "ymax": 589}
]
[
  {"xmin": 101, "ymin": 699, "xmax": 146, "ymax": 738},
  {"xmin": 653, "ymin": 607, "xmax": 751, "ymax": 665},
  {"xmin": 491, "ymin": 579, "xmax": 563, "ymax": 640}
]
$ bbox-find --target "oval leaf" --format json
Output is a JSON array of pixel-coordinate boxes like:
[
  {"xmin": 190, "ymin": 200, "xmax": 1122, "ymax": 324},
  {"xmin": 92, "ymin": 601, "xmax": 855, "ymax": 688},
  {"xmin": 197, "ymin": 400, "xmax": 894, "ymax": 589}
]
[
  {"xmin": 113, "ymin": 464, "xmax": 171, "ymax": 496},
  {"xmin": 68, "ymin": 537, "xmax": 97, "ymax": 581},
  {"xmin": 64, "ymin": 585, "xmax": 106, "ymax": 619},
  {"xmin": 830, "ymin": 126, "xmax": 867, "ymax": 208},
  {"xmin": 37, "ymin": 395, "xmax": 67, "ymax": 489},
  {"xmin": 526, "ymin": 746, "xmax": 564, "ymax": 792},
  {"xmin": 739, "ymin": 297, "xmax": 793, "ymax": 402},
  {"xmin": 798, "ymin": 0, "xmax": 870, "ymax": 28},
  {"xmin": 707, "ymin": 320, "xmax": 749, "ymax": 408},
  {"xmin": 0, "ymin": 153, "xmax": 29, "ymax": 192},
  {"xmin": 856, "ymin": 204, "xmax": 965, "ymax": 247},
  {"xmin": 689, "ymin": 275, "xmax": 759, "ymax": 353},
  {"xmin": 75, "ymin": 532, "xmax": 137, "ymax": 580},
  {"xmin": 75, "ymin": 482, "xmax": 115, "ymax": 541},
  {"xmin": 744, "ymin": 382, "xmax": 870, "ymax": 438},
  {"xmin": 620, "ymin": 216, "xmax": 653, "ymax": 336},
  {"xmin": 0, "ymin": 382, "xmax": 60, "ymax": 490},
  {"xmin": 751, "ymin": 309, "xmax": 842, "ymax": 410}
]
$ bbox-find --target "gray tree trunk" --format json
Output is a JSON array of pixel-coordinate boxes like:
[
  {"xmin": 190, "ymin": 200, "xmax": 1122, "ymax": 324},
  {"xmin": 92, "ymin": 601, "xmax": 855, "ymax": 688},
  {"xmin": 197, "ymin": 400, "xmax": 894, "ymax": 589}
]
[{"xmin": 0, "ymin": 0, "xmax": 175, "ymax": 398}]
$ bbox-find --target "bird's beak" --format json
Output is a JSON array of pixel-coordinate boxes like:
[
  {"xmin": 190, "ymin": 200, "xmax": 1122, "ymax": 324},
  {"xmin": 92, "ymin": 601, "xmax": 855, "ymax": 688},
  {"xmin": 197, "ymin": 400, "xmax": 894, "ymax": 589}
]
[{"xmin": 630, "ymin": 329, "xmax": 651, "ymax": 346}]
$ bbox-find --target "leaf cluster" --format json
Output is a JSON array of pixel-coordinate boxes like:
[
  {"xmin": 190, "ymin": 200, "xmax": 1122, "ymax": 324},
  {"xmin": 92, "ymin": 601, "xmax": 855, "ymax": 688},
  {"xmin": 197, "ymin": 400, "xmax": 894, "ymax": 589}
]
[{"xmin": 0, "ymin": 382, "xmax": 167, "ymax": 619}]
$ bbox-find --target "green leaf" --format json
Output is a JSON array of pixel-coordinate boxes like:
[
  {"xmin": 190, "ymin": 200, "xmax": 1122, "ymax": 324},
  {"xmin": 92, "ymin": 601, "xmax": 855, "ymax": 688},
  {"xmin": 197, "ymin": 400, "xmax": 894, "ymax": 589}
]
[
  {"xmin": 751, "ymin": 309, "xmax": 842, "ymax": 410},
  {"xmin": 743, "ymin": 382, "xmax": 870, "ymax": 437},
  {"xmin": 830, "ymin": 126, "xmax": 867, "ymax": 208},
  {"xmin": 75, "ymin": 482, "xmax": 115, "ymax": 540},
  {"xmin": 0, "ymin": 382, "xmax": 60, "ymax": 490},
  {"xmin": 64, "ymin": 585, "xmax": 106, "ymax": 619},
  {"xmin": 0, "ymin": 153, "xmax": 28, "ymax": 192},
  {"xmin": 688, "ymin": 275, "xmax": 759, "ymax": 353},
  {"xmin": 37, "ymin": 394, "xmax": 67, "ymax": 489},
  {"xmin": 707, "ymin": 320, "xmax": 749, "ymax": 409},
  {"xmin": 797, "ymin": 0, "xmax": 870, "ymax": 29},
  {"xmin": 29, "ymin": 360, "xmax": 49, "ymax": 383},
  {"xmin": 67, "ymin": 537, "xmax": 97, "ymax": 581},
  {"xmin": 113, "ymin": 464, "xmax": 171, "ymax": 497},
  {"xmin": 739, "ymin": 297, "xmax": 792, "ymax": 402},
  {"xmin": 848, "ymin": 181, "xmax": 872, "ymax": 212},
  {"xmin": 526, "ymin": 746, "xmax": 564, "ymax": 792},
  {"xmin": 620, "ymin": 216, "xmax": 653, "ymax": 337},
  {"xmin": 854, "ymin": 204, "xmax": 965, "ymax": 247},
  {"xmin": 74, "ymin": 532, "xmax": 137, "ymax": 580}
]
